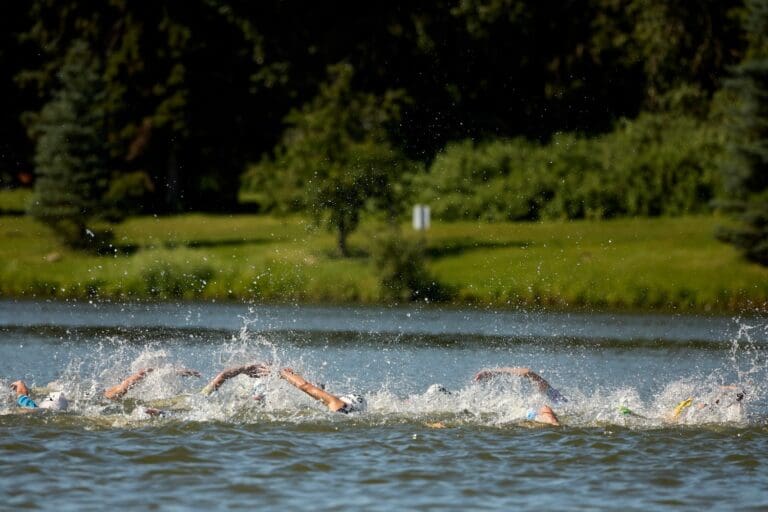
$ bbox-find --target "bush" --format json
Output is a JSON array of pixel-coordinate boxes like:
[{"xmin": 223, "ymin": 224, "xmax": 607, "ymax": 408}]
[
  {"xmin": 139, "ymin": 260, "xmax": 215, "ymax": 299},
  {"xmin": 414, "ymin": 113, "xmax": 722, "ymax": 221},
  {"xmin": 370, "ymin": 230, "xmax": 451, "ymax": 302}
]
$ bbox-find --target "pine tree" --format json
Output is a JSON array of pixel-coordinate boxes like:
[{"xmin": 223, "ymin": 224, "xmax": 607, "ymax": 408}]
[
  {"xmin": 717, "ymin": 0, "xmax": 768, "ymax": 264},
  {"xmin": 28, "ymin": 40, "xmax": 109, "ymax": 248}
]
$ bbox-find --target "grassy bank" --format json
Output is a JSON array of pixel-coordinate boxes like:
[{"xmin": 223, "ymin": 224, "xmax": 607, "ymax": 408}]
[{"xmin": 0, "ymin": 212, "xmax": 766, "ymax": 312}]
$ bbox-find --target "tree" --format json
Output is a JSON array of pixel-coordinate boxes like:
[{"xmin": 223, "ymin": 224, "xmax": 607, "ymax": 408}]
[
  {"xmin": 0, "ymin": 3, "xmax": 35, "ymax": 187},
  {"xmin": 255, "ymin": 63, "xmax": 418, "ymax": 256},
  {"xmin": 27, "ymin": 40, "xmax": 109, "ymax": 248},
  {"xmin": 20, "ymin": 0, "xmax": 267, "ymax": 212},
  {"xmin": 717, "ymin": 0, "xmax": 768, "ymax": 264}
]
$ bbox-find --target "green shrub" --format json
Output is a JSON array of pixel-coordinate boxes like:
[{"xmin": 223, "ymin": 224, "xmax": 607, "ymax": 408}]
[
  {"xmin": 370, "ymin": 230, "xmax": 451, "ymax": 302},
  {"xmin": 415, "ymin": 113, "xmax": 722, "ymax": 221},
  {"xmin": 139, "ymin": 260, "xmax": 215, "ymax": 299}
]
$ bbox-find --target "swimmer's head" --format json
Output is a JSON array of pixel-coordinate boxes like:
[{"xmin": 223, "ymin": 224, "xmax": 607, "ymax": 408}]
[
  {"xmin": 339, "ymin": 394, "xmax": 366, "ymax": 413},
  {"xmin": 252, "ymin": 381, "xmax": 267, "ymax": 402},
  {"xmin": 715, "ymin": 390, "xmax": 746, "ymax": 407},
  {"xmin": 38, "ymin": 391, "xmax": 68, "ymax": 411},
  {"xmin": 425, "ymin": 384, "xmax": 452, "ymax": 396}
]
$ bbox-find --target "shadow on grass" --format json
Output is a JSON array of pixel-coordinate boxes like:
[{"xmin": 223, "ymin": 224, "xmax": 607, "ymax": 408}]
[
  {"xmin": 322, "ymin": 247, "xmax": 370, "ymax": 259},
  {"xmin": 426, "ymin": 240, "xmax": 532, "ymax": 258},
  {"xmin": 97, "ymin": 243, "xmax": 140, "ymax": 256},
  {"xmin": 162, "ymin": 237, "xmax": 274, "ymax": 249}
]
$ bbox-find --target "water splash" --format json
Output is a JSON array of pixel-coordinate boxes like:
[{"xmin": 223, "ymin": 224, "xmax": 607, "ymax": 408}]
[{"xmin": 2, "ymin": 314, "xmax": 766, "ymax": 429}]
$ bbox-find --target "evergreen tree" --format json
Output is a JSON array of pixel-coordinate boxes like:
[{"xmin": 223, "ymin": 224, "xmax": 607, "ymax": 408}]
[
  {"xmin": 717, "ymin": 0, "xmax": 768, "ymax": 264},
  {"xmin": 27, "ymin": 40, "xmax": 109, "ymax": 247}
]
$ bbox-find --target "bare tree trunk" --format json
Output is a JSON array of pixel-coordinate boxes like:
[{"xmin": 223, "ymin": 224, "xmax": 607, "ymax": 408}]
[
  {"xmin": 337, "ymin": 217, "xmax": 349, "ymax": 257},
  {"xmin": 165, "ymin": 144, "xmax": 180, "ymax": 211}
]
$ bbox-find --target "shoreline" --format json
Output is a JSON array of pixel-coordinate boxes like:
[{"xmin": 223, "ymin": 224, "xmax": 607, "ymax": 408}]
[{"xmin": 1, "ymin": 214, "xmax": 767, "ymax": 315}]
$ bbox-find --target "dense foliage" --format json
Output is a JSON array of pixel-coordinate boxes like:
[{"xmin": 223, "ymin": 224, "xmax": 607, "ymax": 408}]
[
  {"xmin": 27, "ymin": 40, "xmax": 110, "ymax": 247},
  {"xmin": 243, "ymin": 63, "xmax": 419, "ymax": 254},
  {"xmin": 16, "ymin": 0, "xmax": 266, "ymax": 211},
  {"xmin": 2, "ymin": 2, "xmax": 746, "ymax": 186},
  {"xmin": 412, "ymin": 113, "xmax": 722, "ymax": 221},
  {"xmin": 717, "ymin": 0, "xmax": 768, "ymax": 264},
  {"xmin": 2, "ymin": 1, "xmax": 767, "ymax": 265}
]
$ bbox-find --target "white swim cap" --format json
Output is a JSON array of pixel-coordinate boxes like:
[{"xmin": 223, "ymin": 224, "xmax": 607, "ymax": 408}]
[
  {"xmin": 339, "ymin": 394, "xmax": 366, "ymax": 413},
  {"xmin": 426, "ymin": 384, "xmax": 452, "ymax": 396},
  {"xmin": 38, "ymin": 391, "xmax": 69, "ymax": 411}
]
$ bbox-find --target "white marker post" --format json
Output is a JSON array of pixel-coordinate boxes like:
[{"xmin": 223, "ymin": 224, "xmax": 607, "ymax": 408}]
[{"xmin": 413, "ymin": 204, "xmax": 430, "ymax": 231}]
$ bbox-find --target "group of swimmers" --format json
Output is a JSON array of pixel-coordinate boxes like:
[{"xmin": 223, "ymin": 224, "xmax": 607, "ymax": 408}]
[{"xmin": 8, "ymin": 362, "xmax": 747, "ymax": 426}]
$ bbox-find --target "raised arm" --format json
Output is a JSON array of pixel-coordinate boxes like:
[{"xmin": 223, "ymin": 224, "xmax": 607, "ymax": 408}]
[
  {"xmin": 474, "ymin": 367, "xmax": 567, "ymax": 403},
  {"xmin": 279, "ymin": 368, "xmax": 346, "ymax": 412},
  {"xmin": 474, "ymin": 367, "xmax": 548, "ymax": 391},
  {"xmin": 104, "ymin": 369, "xmax": 153, "ymax": 400},
  {"xmin": 200, "ymin": 363, "xmax": 270, "ymax": 395},
  {"xmin": 10, "ymin": 380, "xmax": 37, "ymax": 408},
  {"xmin": 10, "ymin": 380, "xmax": 30, "ymax": 397}
]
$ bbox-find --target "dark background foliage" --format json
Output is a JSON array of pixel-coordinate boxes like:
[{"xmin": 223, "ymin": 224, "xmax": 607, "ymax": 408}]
[{"xmin": 1, "ymin": 0, "xmax": 767, "ymax": 261}]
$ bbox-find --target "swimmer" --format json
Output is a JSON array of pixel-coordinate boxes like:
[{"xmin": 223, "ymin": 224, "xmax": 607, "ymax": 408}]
[
  {"xmin": 614, "ymin": 385, "xmax": 747, "ymax": 423},
  {"xmin": 473, "ymin": 367, "xmax": 564, "ymax": 426},
  {"xmin": 279, "ymin": 367, "xmax": 366, "ymax": 413},
  {"xmin": 103, "ymin": 367, "xmax": 201, "ymax": 400},
  {"xmin": 104, "ymin": 363, "xmax": 269, "ymax": 416},
  {"xmin": 10, "ymin": 380, "xmax": 69, "ymax": 412},
  {"xmin": 665, "ymin": 385, "xmax": 746, "ymax": 422},
  {"xmin": 200, "ymin": 362, "xmax": 271, "ymax": 397}
]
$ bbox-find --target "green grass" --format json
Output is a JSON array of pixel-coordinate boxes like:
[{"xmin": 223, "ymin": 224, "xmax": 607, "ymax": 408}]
[
  {"xmin": 0, "ymin": 212, "xmax": 766, "ymax": 312},
  {"xmin": 0, "ymin": 188, "xmax": 32, "ymax": 214},
  {"xmin": 424, "ymin": 217, "xmax": 768, "ymax": 312}
]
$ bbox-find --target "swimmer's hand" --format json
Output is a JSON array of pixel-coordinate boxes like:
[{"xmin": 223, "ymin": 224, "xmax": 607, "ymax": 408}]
[
  {"xmin": 473, "ymin": 370, "xmax": 493, "ymax": 381},
  {"xmin": 241, "ymin": 363, "xmax": 271, "ymax": 379},
  {"xmin": 279, "ymin": 368, "xmax": 310, "ymax": 390},
  {"xmin": 10, "ymin": 380, "xmax": 30, "ymax": 396},
  {"xmin": 202, "ymin": 363, "xmax": 271, "ymax": 394}
]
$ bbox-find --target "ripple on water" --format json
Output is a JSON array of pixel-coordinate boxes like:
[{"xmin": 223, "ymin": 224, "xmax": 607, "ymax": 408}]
[{"xmin": 1, "ymin": 307, "xmax": 767, "ymax": 510}]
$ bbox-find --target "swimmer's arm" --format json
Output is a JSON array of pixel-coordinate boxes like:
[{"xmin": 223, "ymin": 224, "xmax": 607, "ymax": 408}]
[
  {"xmin": 280, "ymin": 368, "xmax": 346, "ymax": 412},
  {"xmin": 536, "ymin": 405, "xmax": 560, "ymax": 426},
  {"xmin": 10, "ymin": 380, "xmax": 37, "ymax": 408},
  {"xmin": 201, "ymin": 363, "xmax": 270, "ymax": 395},
  {"xmin": 718, "ymin": 385, "xmax": 745, "ymax": 400},
  {"xmin": 104, "ymin": 368, "xmax": 153, "ymax": 400},
  {"xmin": 10, "ymin": 380, "xmax": 31, "ymax": 397},
  {"xmin": 474, "ymin": 367, "xmax": 551, "ymax": 393}
]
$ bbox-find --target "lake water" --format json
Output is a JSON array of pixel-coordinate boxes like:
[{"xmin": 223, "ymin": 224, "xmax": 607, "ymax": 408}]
[{"xmin": 1, "ymin": 300, "xmax": 767, "ymax": 510}]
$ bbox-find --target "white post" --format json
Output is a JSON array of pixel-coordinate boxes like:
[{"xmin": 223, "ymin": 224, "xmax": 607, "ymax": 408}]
[{"xmin": 413, "ymin": 204, "xmax": 430, "ymax": 231}]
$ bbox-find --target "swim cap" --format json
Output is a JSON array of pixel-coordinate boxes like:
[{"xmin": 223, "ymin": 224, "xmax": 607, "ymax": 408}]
[
  {"xmin": 339, "ymin": 394, "xmax": 366, "ymax": 413},
  {"xmin": 671, "ymin": 397, "xmax": 693, "ymax": 418},
  {"xmin": 425, "ymin": 384, "xmax": 452, "ymax": 396},
  {"xmin": 252, "ymin": 381, "xmax": 267, "ymax": 402},
  {"xmin": 38, "ymin": 391, "xmax": 68, "ymax": 411}
]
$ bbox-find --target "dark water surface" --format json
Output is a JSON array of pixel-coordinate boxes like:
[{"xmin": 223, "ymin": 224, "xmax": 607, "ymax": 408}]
[{"xmin": 1, "ymin": 301, "xmax": 767, "ymax": 510}]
